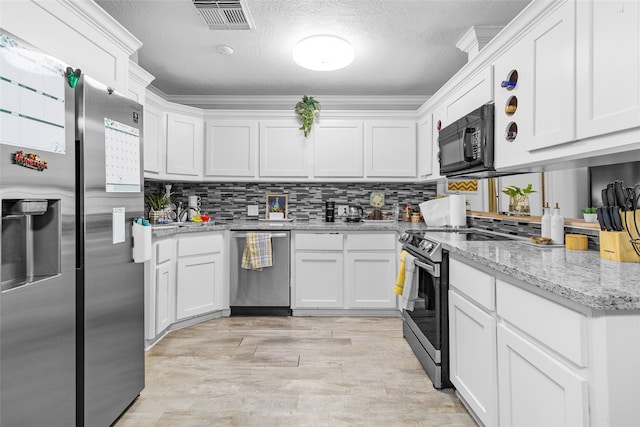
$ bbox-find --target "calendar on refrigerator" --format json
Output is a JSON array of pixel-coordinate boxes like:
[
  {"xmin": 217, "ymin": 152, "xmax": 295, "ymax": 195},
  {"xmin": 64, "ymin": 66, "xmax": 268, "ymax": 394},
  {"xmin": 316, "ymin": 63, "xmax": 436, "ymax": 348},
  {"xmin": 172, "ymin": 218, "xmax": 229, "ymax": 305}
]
[{"xmin": 104, "ymin": 117, "xmax": 141, "ymax": 192}]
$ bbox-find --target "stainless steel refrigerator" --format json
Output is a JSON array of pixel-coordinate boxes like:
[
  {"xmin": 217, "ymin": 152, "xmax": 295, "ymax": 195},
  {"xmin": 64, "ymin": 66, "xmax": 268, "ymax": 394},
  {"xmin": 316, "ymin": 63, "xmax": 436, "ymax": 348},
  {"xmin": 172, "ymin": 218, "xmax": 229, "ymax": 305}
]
[{"xmin": 1, "ymin": 31, "xmax": 144, "ymax": 426}]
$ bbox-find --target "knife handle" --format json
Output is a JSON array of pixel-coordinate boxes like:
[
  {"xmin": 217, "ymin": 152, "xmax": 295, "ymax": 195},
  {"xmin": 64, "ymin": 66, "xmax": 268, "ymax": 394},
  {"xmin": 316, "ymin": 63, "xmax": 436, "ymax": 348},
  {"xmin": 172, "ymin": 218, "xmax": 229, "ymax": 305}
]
[
  {"xmin": 602, "ymin": 188, "xmax": 610, "ymax": 207},
  {"xmin": 614, "ymin": 181, "xmax": 627, "ymax": 209},
  {"xmin": 607, "ymin": 183, "xmax": 616, "ymax": 208}
]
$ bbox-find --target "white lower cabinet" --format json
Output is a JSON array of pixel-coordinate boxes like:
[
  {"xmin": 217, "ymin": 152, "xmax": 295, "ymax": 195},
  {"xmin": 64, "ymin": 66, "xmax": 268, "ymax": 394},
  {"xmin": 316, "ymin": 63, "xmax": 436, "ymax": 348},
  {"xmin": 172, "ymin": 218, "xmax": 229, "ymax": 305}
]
[
  {"xmin": 497, "ymin": 324, "xmax": 589, "ymax": 427},
  {"xmin": 175, "ymin": 233, "xmax": 225, "ymax": 320},
  {"xmin": 449, "ymin": 289, "xmax": 498, "ymax": 427},
  {"xmin": 155, "ymin": 262, "xmax": 173, "ymax": 334},
  {"xmin": 292, "ymin": 232, "xmax": 396, "ymax": 311},
  {"xmin": 449, "ymin": 255, "xmax": 590, "ymax": 427},
  {"xmin": 294, "ymin": 252, "xmax": 344, "ymax": 308},
  {"xmin": 345, "ymin": 233, "xmax": 396, "ymax": 308}
]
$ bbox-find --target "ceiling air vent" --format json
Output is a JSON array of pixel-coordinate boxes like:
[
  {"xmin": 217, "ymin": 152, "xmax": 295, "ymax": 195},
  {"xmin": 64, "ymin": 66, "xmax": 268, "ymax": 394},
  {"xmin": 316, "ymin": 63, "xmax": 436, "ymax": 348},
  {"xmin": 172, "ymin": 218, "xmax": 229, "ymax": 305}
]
[{"xmin": 192, "ymin": 0, "xmax": 255, "ymax": 30}]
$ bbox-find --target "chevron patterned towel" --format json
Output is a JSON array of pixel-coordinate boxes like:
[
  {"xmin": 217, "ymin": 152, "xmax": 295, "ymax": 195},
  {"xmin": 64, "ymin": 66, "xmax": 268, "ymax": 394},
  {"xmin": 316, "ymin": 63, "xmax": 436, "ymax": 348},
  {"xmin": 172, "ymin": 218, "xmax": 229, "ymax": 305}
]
[{"xmin": 241, "ymin": 233, "xmax": 273, "ymax": 271}]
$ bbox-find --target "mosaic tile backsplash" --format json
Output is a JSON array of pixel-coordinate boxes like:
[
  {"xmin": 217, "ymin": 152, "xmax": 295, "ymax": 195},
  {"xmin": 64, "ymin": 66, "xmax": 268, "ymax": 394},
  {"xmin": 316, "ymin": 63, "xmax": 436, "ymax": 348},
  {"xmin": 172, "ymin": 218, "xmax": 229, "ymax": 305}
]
[{"xmin": 145, "ymin": 181, "xmax": 438, "ymax": 222}]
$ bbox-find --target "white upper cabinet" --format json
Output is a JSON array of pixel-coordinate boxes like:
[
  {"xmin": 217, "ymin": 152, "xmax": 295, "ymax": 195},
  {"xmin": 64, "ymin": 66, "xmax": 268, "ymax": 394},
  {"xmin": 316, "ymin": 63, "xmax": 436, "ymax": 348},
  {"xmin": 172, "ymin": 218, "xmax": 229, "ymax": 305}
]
[
  {"xmin": 364, "ymin": 121, "xmax": 416, "ymax": 178},
  {"xmin": 417, "ymin": 114, "xmax": 433, "ymax": 178},
  {"xmin": 576, "ymin": 0, "xmax": 640, "ymax": 139},
  {"xmin": 166, "ymin": 112, "xmax": 204, "ymax": 178},
  {"xmin": 259, "ymin": 120, "xmax": 309, "ymax": 177},
  {"xmin": 143, "ymin": 101, "xmax": 165, "ymax": 176},
  {"xmin": 524, "ymin": 0, "xmax": 575, "ymax": 150},
  {"xmin": 313, "ymin": 120, "xmax": 364, "ymax": 178},
  {"xmin": 205, "ymin": 120, "xmax": 257, "ymax": 177},
  {"xmin": 494, "ymin": 37, "xmax": 528, "ymax": 169},
  {"xmin": 444, "ymin": 66, "xmax": 494, "ymax": 123}
]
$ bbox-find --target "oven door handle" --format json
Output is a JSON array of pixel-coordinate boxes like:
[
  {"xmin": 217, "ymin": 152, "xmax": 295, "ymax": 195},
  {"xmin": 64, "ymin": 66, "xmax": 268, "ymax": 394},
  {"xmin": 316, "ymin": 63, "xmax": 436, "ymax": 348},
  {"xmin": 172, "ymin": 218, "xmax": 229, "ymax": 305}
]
[{"xmin": 414, "ymin": 259, "xmax": 440, "ymax": 278}]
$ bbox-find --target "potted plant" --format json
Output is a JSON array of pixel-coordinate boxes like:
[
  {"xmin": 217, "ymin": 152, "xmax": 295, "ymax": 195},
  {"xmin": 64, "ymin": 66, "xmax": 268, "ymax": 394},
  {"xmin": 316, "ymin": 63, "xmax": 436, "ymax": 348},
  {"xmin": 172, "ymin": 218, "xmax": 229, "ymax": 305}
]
[
  {"xmin": 501, "ymin": 184, "xmax": 536, "ymax": 216},
  {"xmin": 295, "ymin": 95, "xmax": 321, "ymax": 138},
  {"xmin": 144, "ymin": 190, "xmax": 170, "ymax": 224},
  {"xmin": 581, "ymin": 207, "xmax": 598, "ymax": 223}
]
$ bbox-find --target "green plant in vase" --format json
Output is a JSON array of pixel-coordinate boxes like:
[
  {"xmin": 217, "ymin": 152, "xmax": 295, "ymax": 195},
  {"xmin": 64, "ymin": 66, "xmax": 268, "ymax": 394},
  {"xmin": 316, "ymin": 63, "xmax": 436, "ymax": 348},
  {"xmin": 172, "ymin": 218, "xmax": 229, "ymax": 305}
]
[
  {"xmin": 581, "ymin": 207, "xmax": 598, "ymax": 223},
  {"xmin": 144, "ymin": 191, "xmax": 170, "ymax": 224},
  {"xmin": 502, "ymin": 184, "xmax": 536, "ymax": 216}
]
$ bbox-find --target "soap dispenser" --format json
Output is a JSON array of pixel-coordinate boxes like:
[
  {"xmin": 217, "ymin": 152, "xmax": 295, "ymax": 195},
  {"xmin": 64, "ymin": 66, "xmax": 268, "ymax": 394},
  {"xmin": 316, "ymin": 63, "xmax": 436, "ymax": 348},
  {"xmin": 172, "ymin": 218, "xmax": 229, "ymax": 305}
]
[
  {"xmin": 550, "ymin": 202, "xmax": 564, "ymax": 245},
  {"xmin": 541, "ymin": 202, "xmax": 551, "ymax": 238}
]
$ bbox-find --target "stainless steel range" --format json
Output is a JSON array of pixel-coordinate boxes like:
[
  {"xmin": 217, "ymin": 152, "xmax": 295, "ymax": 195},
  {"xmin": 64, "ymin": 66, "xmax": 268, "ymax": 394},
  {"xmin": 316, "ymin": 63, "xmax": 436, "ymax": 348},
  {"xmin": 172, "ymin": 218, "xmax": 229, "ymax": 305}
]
[{"xmin": 398, "ymin": 229, "xmax": 516, "ymax": 389}]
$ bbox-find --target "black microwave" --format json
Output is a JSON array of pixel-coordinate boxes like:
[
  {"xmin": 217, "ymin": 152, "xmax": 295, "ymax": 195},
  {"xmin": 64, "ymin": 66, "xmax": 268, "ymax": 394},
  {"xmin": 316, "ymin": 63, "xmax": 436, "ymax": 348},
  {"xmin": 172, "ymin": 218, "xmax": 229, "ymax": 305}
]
[{"xmin": 438, "ymin": 103, "xmax": 495, "ymax": 178}]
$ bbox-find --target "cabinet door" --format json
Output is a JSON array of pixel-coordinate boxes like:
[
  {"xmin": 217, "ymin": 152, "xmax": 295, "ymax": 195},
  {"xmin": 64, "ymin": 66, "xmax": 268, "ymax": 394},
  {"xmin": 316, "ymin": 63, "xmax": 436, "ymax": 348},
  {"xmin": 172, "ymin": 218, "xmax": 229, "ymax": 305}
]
[
  {"xmin": 345, "ymin": 251, "xmax": 396, "ymax": 308},
  {"xmin": 313, "ymin": 120, "xmax": 363, "ymax": 177},
  {"xmin": 155, "ymin": 262, "xmax": 173, "ymax": 334},
  {"xmin": 524, "ymin": 0, "xmax": 575, "ymax": 150},
  {"xmin": 143, "ymin": 103, "xmax": 165, "ymax": 175},
  {"xmin": 259, "ymin": 120, "xmax": 309, "ymax": 177},
  {"xmin": 417, "ymin": 114, "xmax": 433, "ymax": 178},
  {"xmin": 294, "ymin": 252, "xmax": 343, "ymax": 308},
  {"xmin": 205, "ymin": 120, "xmax": 257, "ymax": 177},
  {"xmin": 497, "ymin": 324, "xmax": 589, "ymax": 427},
  {"xmin": 444, "ymin": 66, "xmax": 494, "ymax": 123},
  {"xmin": 364, "ymin": 121, "xmax": 416, "ymax": 177},
  {"xmin": 493, "ymin": 36, "xmax": 529, "ymax": 169},
  {"xmin": 176, "ymin": 253, "xmax": 223, "ymax": 319},
  {"xmin": 576, "ymin": 0, "xmax": 640, "ymax": 139},
  {"xmin": 166, "ymin": 112, "xmax": 203, "ymax": 177},
  {"xmin": 449, "ymin": 290, "xmax": 498, "ymax": 427}
]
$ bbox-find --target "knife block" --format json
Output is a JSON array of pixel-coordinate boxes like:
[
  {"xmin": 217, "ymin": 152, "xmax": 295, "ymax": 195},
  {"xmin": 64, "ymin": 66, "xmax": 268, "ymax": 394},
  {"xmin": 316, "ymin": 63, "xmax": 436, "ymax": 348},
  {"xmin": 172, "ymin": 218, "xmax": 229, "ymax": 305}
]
[{"xmin": 599, "ymin": 231, "xmax": 640, "ymax": 262}]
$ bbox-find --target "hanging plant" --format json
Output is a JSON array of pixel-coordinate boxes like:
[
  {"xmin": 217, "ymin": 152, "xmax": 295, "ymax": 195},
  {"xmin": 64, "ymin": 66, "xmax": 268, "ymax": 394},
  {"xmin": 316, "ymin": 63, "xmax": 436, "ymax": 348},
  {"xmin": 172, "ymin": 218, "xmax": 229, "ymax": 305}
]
[{"xmin": 295, "ymin": 95, "xmax": 321, "ymax": 138}]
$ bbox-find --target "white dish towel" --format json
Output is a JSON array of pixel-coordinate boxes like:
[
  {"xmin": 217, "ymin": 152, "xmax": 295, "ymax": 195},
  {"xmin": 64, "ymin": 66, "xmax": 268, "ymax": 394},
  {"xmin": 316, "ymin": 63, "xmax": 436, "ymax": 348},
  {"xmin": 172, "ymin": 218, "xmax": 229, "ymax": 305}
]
[{"xmin": 400, "ymin": 252, "xmax": 418, "ymax": 311}]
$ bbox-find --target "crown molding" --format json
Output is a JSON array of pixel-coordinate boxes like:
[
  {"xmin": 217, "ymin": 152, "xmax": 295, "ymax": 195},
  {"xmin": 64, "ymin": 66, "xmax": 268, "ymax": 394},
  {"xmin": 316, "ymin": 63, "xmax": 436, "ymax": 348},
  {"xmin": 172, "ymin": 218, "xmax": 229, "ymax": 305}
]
[
  {"xmin": 59, "ymin": 0, "xmax": 142, "ymax": 54},
  {"xmin": 129, "ymin": 60, "xmax": 155, "ymax": 87},
  {"xmin": 159, "ymin": 92, "xmax": 428, "ymax": 111}
]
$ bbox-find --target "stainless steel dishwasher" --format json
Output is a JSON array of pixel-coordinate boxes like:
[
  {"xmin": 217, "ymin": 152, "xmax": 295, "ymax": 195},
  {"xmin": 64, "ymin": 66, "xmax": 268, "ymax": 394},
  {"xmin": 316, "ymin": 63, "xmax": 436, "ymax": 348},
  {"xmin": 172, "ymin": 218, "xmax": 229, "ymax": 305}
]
[{"xmin": 230, "ymin": 231, "xmax": 291, "ymax": 315}]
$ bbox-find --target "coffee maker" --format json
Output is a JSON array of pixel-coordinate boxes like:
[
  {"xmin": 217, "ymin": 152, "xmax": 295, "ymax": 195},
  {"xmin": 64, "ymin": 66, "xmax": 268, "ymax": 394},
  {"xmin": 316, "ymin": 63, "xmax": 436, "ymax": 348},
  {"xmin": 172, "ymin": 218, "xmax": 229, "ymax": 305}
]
[{"xmin": 325, "ymin": 200, "xmax": 335, "ymax": 222}]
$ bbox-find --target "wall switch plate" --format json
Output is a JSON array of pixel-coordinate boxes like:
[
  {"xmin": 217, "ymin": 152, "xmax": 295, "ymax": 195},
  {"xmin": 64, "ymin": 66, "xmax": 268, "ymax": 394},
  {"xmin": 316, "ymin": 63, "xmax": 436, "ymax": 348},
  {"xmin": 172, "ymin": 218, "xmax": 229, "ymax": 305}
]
[
  {"xmin": 337, "ymin": 205, "xmax": 349, "ymax": 217},
  {"xmin": 247, "ymin": 205, "xmax": 259, "ymax": 216}
]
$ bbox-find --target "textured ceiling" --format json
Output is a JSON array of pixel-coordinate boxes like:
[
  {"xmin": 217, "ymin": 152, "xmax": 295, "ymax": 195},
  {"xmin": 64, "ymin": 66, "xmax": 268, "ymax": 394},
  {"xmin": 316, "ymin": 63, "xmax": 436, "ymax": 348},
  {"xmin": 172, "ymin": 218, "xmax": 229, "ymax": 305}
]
[{"xmin": 96, "ymin": 0, "xmax": 531, "ymax": 108}]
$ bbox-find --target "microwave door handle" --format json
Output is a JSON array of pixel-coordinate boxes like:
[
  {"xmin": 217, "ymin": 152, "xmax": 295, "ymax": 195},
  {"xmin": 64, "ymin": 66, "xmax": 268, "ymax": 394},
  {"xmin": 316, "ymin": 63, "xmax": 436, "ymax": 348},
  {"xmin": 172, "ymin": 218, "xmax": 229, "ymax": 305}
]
[{"xmin": 462, "ymin": 128, "xmax": 474, "ymax": 162}]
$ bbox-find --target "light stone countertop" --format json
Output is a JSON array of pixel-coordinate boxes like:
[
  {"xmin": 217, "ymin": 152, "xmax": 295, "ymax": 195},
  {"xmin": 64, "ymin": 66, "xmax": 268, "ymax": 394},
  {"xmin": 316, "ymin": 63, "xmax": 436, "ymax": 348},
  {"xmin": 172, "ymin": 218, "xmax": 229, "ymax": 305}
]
[
  {"xmin": 151, "ymin": 221, "xmax": 640, "ymax": 311},
  {"xmin": 150, "ymin": 219, "xmax": 428, "ymax": 237},
  {"xmin": 427, "ymin": 231, "xmax": 640, "ymax": 311}
]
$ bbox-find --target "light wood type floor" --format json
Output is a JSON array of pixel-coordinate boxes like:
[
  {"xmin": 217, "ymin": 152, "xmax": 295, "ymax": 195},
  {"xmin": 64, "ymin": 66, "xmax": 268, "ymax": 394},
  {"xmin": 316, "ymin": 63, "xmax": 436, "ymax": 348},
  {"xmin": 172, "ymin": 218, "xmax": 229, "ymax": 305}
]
[{"xmin": 115, "ymin": 316, "xmax": 476, "ymax": 427}]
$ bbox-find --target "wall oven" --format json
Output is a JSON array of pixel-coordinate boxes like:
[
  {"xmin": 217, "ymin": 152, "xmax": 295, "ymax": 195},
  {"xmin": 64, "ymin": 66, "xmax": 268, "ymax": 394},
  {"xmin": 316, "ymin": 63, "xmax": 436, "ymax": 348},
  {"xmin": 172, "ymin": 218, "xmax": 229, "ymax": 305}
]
[
  {"xmin": 439, "ymin": 103, "xmax": 495, "ymax": 178},
  {"xmin": 398, "ymin": 231, "xmax": 452, "ymax": 389}
]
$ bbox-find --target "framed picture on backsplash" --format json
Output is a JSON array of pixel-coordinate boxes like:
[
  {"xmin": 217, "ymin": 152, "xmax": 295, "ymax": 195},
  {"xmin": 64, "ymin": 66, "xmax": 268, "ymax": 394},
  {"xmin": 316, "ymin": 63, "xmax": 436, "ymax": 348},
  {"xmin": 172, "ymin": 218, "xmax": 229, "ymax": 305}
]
[{"xmin": 266, "ymin": 194, "xmax": 288, "ymax": 220}]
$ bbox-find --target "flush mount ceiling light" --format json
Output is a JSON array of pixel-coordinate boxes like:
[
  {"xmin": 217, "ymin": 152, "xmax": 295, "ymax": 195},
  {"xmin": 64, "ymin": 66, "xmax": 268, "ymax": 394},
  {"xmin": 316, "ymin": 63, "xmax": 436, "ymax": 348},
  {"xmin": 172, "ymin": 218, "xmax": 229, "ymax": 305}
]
[{"xmin": 293, "ymin": 35, "xmax": 354, "ymax": 71}]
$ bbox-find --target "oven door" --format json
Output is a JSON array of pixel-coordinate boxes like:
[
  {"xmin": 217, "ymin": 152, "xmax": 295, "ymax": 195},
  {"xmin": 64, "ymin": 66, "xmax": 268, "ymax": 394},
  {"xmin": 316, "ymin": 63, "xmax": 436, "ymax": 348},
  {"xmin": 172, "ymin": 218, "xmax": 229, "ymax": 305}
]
[{"xmin": 401, "ymin": 250, "xmax": 451, "ymax": 389}]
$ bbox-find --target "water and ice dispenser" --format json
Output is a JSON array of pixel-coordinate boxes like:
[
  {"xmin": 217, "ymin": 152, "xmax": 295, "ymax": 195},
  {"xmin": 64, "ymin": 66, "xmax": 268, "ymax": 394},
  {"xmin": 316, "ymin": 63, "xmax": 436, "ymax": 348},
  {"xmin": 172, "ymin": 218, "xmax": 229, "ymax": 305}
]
[{"xmin": 1, "ymin": 199, "xmax": 61, "ymax": 291}]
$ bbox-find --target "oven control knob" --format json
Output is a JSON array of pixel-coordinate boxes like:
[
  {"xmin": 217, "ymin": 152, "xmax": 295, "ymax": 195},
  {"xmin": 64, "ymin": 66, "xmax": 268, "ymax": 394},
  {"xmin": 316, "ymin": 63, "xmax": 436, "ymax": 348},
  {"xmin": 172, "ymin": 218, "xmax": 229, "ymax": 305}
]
[
  {"xmin": 425, "ymin": 243, "xmax": 435, "ymax": 252},
  {"xmin": 400, "ymin": 232, "xmax": 410, "ymax": 241},
  {"xmin": 418, "ymin": 240, "xmax": 429, "ymax": 250}
]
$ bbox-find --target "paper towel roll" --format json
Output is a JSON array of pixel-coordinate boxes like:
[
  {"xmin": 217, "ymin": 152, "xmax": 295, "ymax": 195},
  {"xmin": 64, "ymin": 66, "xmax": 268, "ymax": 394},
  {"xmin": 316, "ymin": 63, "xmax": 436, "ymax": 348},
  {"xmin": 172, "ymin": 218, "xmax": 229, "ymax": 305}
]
[{"xmin": 449, "ymin": 195, "xmax": 467, "ymax": 227}]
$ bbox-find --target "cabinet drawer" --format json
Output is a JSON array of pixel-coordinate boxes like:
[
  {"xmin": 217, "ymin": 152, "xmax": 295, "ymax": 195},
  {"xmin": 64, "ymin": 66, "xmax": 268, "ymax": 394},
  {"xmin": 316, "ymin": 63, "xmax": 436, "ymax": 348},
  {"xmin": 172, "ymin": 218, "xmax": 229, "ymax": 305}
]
[
  {"xmin": 347, "ymin": 233, "xmax": 395, "ymax": 251},
  {"xmin": 178, "ymin": 233, "xmax": 224, "ymax": 257},
  {"xmin": 496, "ymin": 279, "xmax": 587, "ymax": 367},
  {"xmin": 296, "ymin": 233, "xmax": 343, "ymax": 251},
  {"xmin": 156, "ymin": 239, "xmax": 173, "ymax": 264},
  {"xmin": 449, "ymin": 258, "xmax": 495, "ymax": 311}
]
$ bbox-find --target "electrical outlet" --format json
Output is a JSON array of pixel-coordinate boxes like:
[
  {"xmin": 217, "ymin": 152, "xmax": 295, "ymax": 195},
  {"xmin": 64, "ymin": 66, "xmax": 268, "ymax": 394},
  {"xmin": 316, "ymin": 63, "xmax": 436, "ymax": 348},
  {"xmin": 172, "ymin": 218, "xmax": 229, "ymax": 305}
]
[
  {"xmin": 337, "ymin": 205, "xmax": 349, "ymax": 217},
  {"xmin": 247, "ymin": 205, "xmax": 259, "ymax": 216}
]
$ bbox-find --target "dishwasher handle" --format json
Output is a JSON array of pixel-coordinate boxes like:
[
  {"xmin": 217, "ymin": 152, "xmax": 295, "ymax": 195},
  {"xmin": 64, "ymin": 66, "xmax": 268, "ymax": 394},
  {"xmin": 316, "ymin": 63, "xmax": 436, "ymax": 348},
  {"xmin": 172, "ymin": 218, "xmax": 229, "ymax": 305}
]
[{"xmin": 234, "ymin": 232, "xmax": 288, "ymax": 239}]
